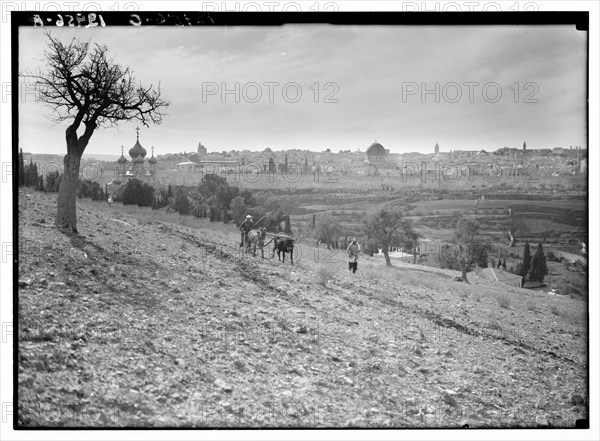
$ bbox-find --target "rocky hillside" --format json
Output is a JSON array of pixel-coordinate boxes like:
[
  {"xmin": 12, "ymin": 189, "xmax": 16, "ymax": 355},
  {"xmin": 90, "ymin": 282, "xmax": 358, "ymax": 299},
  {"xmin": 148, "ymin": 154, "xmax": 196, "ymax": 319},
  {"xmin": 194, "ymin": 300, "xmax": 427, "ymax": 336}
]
[{"xmin": 17, "ymin": 190, "xmax": 588, "ymax": 428}]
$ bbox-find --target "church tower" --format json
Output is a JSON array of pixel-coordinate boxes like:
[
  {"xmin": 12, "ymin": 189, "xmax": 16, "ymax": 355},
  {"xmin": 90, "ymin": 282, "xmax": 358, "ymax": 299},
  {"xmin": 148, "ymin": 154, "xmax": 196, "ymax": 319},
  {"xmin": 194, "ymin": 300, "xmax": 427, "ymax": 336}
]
[
  {"xmin": 434, "ymin": 142, "xmax": 440, "ymax": 155},
  {"xmin": 129, "ymin": 127, "xmax": 147, "ymax": 177},
  {"xmin": 117, "ymin": 145, "xmax": 128, "ymax": 178},
  {"xmin": 149, "ymin": 146, "xmax": 157, "ymax": 176}
]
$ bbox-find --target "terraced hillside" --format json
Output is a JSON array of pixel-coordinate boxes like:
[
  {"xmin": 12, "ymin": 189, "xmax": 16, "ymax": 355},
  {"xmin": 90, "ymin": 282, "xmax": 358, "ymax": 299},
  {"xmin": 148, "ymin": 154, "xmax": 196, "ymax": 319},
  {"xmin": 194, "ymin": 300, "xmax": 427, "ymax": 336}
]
[{"xmin": 291, "ymin": 195, "xmax": 586, "ymax": 249}]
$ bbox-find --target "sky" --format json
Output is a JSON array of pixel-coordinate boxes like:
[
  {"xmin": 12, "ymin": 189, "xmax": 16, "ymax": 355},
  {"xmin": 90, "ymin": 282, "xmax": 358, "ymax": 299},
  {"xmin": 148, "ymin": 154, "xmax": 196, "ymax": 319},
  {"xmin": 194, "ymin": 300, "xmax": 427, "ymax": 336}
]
[{"xmin": 18, "ymin": 23, "xmax": 587, "ymax": 157}]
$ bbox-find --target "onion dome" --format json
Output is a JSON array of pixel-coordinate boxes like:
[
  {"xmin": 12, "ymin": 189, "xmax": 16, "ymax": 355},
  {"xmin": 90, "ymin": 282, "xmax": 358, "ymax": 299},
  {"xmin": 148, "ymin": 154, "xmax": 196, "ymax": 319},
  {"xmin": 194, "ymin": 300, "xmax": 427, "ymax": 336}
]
[
  {"xmin": 129, "ymin": 127, "xmax": 147, "ymax": 159},
  {"xmin": 129, "ymin": 140, "xmax": 147, "ymax": 159},
  {"xmin": 366, "ymin": 142, "xmax": 386, "ymax": 156},
  {"xmin": 148, "ymin": 146, "xmax": 157, "ymax": 164},
  {"xmin": 117, "ymin": 145, "xmax": 128, "ymax": 163},
  {"xmin": 134, "ymin": 155, "xmax": 145, "ymax": 164}
]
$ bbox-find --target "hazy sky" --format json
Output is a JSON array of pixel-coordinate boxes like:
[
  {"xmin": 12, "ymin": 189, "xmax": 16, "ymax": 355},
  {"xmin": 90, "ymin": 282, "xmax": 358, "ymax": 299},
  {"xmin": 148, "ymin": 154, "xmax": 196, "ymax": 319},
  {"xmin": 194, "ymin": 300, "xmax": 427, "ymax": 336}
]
[{"xmin": 18, "ymin": 24, "xmax": 587, "ymax": 156}]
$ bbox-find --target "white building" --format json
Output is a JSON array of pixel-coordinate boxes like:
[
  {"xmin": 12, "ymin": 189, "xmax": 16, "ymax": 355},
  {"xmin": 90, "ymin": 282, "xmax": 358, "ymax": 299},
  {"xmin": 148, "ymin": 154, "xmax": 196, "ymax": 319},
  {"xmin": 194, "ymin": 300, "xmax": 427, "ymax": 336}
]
[{"xmin": 177, "ymin": 161, "xmax": 197, "ymax": 172}]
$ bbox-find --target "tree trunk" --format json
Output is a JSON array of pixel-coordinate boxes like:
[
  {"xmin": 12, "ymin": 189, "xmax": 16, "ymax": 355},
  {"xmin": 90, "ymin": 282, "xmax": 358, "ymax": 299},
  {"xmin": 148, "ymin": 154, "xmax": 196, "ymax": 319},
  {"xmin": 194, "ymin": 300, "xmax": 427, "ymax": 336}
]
[
  {"xmin": 383, "ymin": 248, "xmax": 392, "ymax": 266},
  {"xmin": 460, "ymin": 258, "xmax": 469, "ymax": 283},
  {"xmin": 55, "ymin": 149, "xmax": 82, "ymax": 233},
  {"xmin": 55, "ymin": 124, "xmax": 89, "ymax": 233}
]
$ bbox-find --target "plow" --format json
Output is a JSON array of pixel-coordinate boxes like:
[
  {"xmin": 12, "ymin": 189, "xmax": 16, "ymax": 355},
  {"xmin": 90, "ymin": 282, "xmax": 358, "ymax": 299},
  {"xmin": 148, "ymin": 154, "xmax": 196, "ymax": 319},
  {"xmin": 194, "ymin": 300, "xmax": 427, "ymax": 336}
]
[{"xmin": 246, "ymin": 231, "xmax": 296, "ymax": 251}]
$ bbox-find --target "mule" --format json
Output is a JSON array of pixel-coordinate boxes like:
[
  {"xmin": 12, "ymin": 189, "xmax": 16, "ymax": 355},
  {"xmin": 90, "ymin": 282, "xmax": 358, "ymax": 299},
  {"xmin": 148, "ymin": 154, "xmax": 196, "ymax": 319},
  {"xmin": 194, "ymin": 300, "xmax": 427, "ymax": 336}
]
[{"xmin": 245, "ymin": 228, "xmax": 267, "ymax": 258}]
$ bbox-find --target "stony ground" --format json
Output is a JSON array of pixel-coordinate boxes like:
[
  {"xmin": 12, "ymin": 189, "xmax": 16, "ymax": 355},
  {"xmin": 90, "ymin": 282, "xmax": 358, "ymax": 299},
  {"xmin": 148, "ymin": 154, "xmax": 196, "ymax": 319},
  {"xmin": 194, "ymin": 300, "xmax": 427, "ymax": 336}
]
[{"xmin": 17, "ymin": 190, "xmax": 589, "ymax": 428}]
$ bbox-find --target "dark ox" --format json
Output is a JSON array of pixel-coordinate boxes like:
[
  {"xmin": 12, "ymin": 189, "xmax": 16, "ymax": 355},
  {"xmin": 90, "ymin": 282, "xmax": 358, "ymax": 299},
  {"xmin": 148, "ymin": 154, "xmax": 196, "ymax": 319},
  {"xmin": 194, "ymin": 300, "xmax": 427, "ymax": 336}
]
[
  {"xmin": 246, "ymin": 228, "xmax": 267, "ymax": 258},
  {"xmin": 273, "ymin": 236, "xmax": 294, "ymax": 265}
]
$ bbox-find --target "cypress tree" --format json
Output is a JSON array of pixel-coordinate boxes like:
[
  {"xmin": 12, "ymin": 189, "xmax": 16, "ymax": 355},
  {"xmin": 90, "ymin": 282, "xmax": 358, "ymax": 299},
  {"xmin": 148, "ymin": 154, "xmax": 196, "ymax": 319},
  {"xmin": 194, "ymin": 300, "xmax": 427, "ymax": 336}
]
[
  {"xmin": 522, "ymin": 242, "xmax": 532, "ymax": 278},
  {"xmin": 24, "ymin": 159, "xmax": 34, "ymax": 187},
  {"xmin": 530, "ymin": 242, "xmax": 548, "ymax": 283},
  {"xmin": 18, "ymin": 149, "xmax": 25, "ymax": 187}
]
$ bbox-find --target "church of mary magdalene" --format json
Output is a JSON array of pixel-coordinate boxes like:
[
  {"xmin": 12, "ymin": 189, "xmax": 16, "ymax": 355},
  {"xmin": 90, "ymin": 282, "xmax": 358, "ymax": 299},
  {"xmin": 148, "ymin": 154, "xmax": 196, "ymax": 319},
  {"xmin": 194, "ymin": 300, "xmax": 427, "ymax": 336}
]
[{"xmin": 115, "ymin": 127, "xmax": 158, "ymax": 183}]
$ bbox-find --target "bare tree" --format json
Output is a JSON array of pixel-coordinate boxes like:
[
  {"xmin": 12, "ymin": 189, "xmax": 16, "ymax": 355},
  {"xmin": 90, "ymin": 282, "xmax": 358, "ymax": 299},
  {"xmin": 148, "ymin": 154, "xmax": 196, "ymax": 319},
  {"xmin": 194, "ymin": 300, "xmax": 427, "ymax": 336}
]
[{"xmin": 25, "ymin": 32, "xmax": 169, "ymax": 233}]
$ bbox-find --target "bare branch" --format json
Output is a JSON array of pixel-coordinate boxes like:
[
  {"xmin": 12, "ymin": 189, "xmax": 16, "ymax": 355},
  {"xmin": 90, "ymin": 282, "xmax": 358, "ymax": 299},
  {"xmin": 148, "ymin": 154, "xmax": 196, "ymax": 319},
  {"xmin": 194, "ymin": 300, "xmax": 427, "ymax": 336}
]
[{"xmin": 24, "ymin": 31, "xmax": 170, "ymax": 153}]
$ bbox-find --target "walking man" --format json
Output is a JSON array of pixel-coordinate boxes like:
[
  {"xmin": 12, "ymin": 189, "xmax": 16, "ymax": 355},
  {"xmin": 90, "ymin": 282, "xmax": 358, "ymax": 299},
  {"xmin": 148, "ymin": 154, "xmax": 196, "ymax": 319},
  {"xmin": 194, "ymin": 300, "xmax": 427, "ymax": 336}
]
[
  {"xmin": 240, "ymin": 214, "xmax": 254, "ymax": 248},
  {"xmin": 347, "ymin": 237, "xmax": 361, "ymax": 274}
]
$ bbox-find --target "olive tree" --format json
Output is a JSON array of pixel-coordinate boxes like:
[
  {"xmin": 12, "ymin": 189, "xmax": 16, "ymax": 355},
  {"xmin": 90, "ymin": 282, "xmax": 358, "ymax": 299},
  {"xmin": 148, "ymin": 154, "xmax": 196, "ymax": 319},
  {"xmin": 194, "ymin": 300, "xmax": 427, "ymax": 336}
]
[
  {"xmin": 451, "ymin": 217, "xmax": 490, "ymax": 283},
  {"xmin": 363, "ymin": 207, "xmax": 419, "ymax": 266},
  {"xmin": 315, "ymin": 214, "xmax": 343, "ymax": 250}
]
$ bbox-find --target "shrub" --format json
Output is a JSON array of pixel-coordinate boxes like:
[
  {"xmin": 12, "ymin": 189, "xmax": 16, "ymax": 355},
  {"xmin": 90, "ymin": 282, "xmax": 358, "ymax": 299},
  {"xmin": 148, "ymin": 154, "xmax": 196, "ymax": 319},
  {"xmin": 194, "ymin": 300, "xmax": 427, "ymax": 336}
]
[
  {"xmin": 173, "ymin": 189, "xmax": 191, "ymax": 215},
  {"xmin": 78, "ymin": 179, "xmax": 104, "ymax": 200},
  {"xmin": 45, "ymin": 170, "xmax": 62, "ymax": 192},
  {"xmin": 497, "ymin": 295, "xmax": 511, "ymax": 309},
  {"xmin": 316, "ymin": 266, "xmax": 334, "ymax": 286},
  {"xmin": 439, "ymin": 244, "xmax": 461, "ymax": 271},
  {"xmin": 122, "ymin": 179, "xmax": 155, "ymax": 206}
]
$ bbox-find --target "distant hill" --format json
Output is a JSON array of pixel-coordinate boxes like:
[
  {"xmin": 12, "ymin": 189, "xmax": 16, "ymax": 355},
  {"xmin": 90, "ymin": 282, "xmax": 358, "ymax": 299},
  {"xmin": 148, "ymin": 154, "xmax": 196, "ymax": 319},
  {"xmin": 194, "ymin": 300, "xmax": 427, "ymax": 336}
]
[
  {"xmin": 29, "ymin": 153, "xmax": 118, "ymax": 163},
  {"xmin": 82, "ymin": 153, "xmax": 119, "ymax": 162}
]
